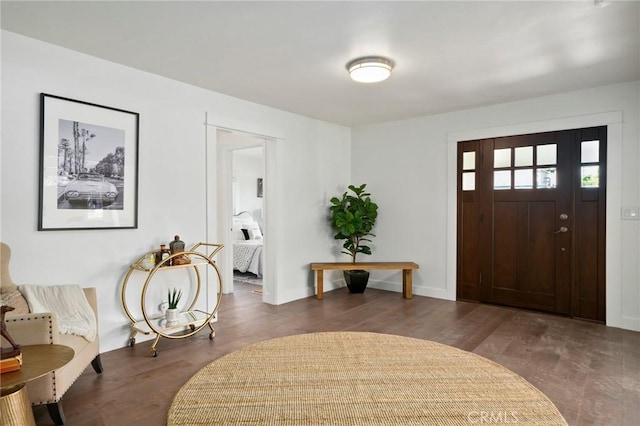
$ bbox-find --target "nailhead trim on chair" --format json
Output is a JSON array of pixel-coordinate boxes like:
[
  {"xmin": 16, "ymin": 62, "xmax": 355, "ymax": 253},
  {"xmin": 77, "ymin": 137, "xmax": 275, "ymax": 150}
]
[
  {"xmin": 51, "ymin": 374, "xmax": 58, "ymax": 401},
  {"xmin": 6, "ymin": 311, "xmax": 100, "ymax": 406},
  {"xmin": 6, "ymin": 315, "xmax": 55, "ymax": 344},
  {"xmin": 6, "ymin": 315, "xmax": 59, "ymax": 404}
]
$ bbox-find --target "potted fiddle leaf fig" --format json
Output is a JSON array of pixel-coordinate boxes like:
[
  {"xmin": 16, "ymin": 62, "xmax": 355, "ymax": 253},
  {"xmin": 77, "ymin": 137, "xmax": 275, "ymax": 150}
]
[{"xmin": 329, "ymin": 184, "xmax": 378, "ymax": 293}]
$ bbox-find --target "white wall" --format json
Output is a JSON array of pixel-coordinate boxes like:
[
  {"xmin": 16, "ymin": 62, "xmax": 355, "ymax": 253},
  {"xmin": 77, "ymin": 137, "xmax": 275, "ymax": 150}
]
[
  {"xmin": 233, "ymin": 147, "xmax": 264, "ymax": 217},
  {"xmin": 352, "ymin": 81, "xmax": 640, "ymax": 332},
  {"xmin": 1, "ymin": 31, "xmax": 351, "ymax": 352},
  {"xmin": 4, "ymin": 30, "xmax": 636, "ymax": 357}
]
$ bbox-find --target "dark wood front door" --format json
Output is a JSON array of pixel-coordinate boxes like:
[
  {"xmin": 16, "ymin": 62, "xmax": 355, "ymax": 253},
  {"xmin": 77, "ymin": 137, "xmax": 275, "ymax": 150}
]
[{"xmin": 457, "ymin": 127, "xmax": 606, "ymax": 322}]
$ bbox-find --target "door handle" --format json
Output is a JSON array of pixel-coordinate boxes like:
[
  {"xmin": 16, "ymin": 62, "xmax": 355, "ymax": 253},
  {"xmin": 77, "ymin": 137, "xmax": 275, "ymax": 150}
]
[{"xmin": 553, "ymin": 226, "xmax": 570, "ymax": 234}]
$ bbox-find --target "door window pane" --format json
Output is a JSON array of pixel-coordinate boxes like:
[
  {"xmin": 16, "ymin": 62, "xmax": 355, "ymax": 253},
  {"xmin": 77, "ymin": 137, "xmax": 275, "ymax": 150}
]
[
  {"xmin": 581, "ymin": 165, "xmax": 599, "ymax": 187},
  {"xmin": 494, "ymin": 148, "xmax": 511, "ymax": 168},
  {"xmin": 581, "ymin": 140, "xmax": 599, "ymax": 163},
  {"xmin": 514, "ymin": 169, "xmax": 533, "ymax": 189},
  {"xmin": 537, "ymin": 144, "xmax": 557, "ymax": 166},
  {"xmin": 463, "ymin": 152, "xmax": 476, "ymax": 170},
  {"xmin": 515, "ymin": 146, "xmax": 533, "ymax": 167},
  {"xmin": 536, "ymin": 168, "xmax": 557, "ymax": 189},
  {"xmin": 494, "ymin": 170, "xmax": 511, "ymax": 190},
  {"xmin": 462, "ymin": 172, "xmax": 475, "ymax": 191}
]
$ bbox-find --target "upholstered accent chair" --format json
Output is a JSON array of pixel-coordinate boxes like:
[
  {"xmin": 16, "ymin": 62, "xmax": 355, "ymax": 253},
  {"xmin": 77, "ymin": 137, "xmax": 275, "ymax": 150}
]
[{"xmin": 0, "ymin": 242, "xmax": 103, "ymax": 425}]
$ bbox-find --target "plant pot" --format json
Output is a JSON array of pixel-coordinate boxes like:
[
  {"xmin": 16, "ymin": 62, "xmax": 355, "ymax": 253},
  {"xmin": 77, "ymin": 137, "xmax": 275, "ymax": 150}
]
[
  {"xmin": 344, "ymin": 270, "xmax": 370, "ymax": 293},
  {"xmin": 165, "ymin": 308, "xmax": 180, "ymax": 326}
]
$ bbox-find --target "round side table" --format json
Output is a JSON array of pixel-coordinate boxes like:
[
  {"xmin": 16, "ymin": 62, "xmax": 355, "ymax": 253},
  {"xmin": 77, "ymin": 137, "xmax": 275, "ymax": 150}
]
[{"xmin": 1, "ymin": 344, "xmax": 74, "ymax": 426}]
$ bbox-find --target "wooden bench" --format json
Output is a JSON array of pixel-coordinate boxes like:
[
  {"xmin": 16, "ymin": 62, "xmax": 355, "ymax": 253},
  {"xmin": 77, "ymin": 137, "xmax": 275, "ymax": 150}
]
[{"xmin": 310, "ymin": 262, "xmax": 419, "ymax": 300}]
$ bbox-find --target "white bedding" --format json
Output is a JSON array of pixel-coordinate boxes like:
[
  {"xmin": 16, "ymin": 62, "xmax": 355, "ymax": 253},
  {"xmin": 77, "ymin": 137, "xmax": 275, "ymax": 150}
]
[{"xmin": 233, "ymin": 240, "xmax": 263, "ymax": 277}]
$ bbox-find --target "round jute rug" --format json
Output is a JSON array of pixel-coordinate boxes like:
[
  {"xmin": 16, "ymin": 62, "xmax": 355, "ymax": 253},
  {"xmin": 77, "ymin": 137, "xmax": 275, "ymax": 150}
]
[{"xmin": 168, "ymin": 332, "xmax": 567, "ymax": 425}]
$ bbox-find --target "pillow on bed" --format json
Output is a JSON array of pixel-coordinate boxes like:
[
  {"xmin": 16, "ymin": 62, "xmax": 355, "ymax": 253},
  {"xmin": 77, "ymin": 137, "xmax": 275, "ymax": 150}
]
[
  {"xmin": 241, "ymin": 219, "xmax": 256, "ymax": 228},
  {"xmin": 232, "ymin": 216, "xmax": 252, "ymax": 240},
  {"xmin": 242, "ymin": 221, "xmax": 263, "ymax": 239},
  {"xmin": 232, "ymin": 228, "xmax": 244, "ymax": 241}
]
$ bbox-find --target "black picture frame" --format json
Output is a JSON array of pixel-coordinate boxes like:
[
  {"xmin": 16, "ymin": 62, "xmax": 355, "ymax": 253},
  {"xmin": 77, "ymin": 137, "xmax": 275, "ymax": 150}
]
[
  {"xmin": 257, "ymin": 178, "xmax": 263, "ymax": 198},
  {"xmin": 39, "ymin": 93, "xmax": 139, "ymax": 230}
]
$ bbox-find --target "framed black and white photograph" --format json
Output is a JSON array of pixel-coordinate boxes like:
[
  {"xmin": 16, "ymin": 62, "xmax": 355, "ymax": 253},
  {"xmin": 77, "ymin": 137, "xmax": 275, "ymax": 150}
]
[
  {"xmin": 39, "ymin": 93, "xmax": 139, "ymax": 230},
  {"xmin": 257, "ymin": 178, "xmax": 263, "ymax": 198}
]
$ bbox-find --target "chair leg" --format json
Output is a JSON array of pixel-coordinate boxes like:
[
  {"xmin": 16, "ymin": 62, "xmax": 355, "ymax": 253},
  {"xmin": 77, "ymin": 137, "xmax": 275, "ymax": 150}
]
[
  {"xmin": 91, "ymin": 354, "xmax": 104, "ymax": 374},
  {"xmin": 46, "ymin": 401, "xmax": 66, "ymax": 425}
]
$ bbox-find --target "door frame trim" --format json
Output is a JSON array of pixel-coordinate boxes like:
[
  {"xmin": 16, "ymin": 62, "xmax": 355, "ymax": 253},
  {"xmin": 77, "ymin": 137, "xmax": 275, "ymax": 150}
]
[
  {"xmin": 446, "ymin": 111, "xmax": 623, "ymax": 326},
  {"xmin": 205, "ymin": 114, "xmax": 281, "ymax": 305},
  {"xmin": 216, "ymin": 134, "xmax": 265, "ymax": 296}
]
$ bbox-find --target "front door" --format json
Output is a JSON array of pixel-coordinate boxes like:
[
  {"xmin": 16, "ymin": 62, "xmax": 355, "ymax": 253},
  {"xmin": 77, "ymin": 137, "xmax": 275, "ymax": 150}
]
[{"xmin": 457, "ymin": 127, "xmax": 606, "ymax": 321}]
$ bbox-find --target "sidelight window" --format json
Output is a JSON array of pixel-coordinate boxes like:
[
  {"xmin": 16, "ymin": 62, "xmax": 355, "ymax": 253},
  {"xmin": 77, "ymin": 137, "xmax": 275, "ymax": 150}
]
[
  {"xmin": 580, "ymin": 140, "xmax": 599, "ymax": 188},
  {"xmin": 462, "ymin": 151, "xmax": 476, "ymax": 191}
]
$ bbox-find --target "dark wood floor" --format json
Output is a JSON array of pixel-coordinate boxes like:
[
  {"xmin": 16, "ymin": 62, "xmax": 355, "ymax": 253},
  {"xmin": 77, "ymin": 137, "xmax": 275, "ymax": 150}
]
[{"xmin": 33, "ymin": 283, "xmax": 639, "ymax": 426}]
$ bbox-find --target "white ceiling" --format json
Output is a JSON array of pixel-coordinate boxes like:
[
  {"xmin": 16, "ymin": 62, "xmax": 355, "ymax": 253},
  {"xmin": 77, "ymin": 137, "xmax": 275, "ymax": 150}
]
[{"xmin": 1, "ymin": 1, "xmax": 638, "ymax": 127}]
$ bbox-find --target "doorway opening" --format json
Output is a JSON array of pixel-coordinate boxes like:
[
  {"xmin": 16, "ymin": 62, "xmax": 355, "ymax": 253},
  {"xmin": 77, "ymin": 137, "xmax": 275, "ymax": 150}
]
[
  {"xmin": 207, "ymin": 125, "xmax": 276, "ymax": 304},
  {"xmin": 231, "ymin": 146, "xmax": 265, "ymax": 295},
  {"xmin": 456, "ymin": 126, "xmax": 607, "ymax": 322}
]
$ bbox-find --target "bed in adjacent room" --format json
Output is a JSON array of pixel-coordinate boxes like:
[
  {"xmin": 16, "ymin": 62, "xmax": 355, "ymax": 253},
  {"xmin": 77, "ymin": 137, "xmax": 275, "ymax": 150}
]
[{"xmin": 232, "ymin": 211, "xmax": 263, "ymax": 278}]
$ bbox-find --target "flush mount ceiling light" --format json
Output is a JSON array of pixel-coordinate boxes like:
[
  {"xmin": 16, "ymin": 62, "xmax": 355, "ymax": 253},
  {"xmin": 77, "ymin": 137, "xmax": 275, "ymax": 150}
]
[{"xmin": 346, "ymin": 56, "xmax": 394, "ymax": 83}]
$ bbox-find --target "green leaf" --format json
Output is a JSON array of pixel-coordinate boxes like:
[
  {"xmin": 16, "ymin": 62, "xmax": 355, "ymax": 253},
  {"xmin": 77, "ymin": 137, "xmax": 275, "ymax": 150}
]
[{"xmin": 329, "ymin": 184, "xmax": 377, "ymax": 260}]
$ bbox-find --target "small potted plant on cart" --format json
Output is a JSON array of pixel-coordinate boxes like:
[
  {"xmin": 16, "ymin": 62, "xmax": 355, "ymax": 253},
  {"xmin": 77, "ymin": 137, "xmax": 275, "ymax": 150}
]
[{"xmin": 165, "ymin": 288, "xmax": 182, "ymax": 326}]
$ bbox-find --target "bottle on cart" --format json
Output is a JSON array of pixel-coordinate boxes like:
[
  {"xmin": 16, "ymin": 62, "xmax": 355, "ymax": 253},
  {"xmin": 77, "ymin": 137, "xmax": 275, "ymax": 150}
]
[
  {"xmin": 170, "ymin": 235, "xmax": 191, "ymax": 265},
  {"xmin": 170, "ymin": 235, "xmax": 185, "ymax": 254},
  {"xmin": 155, "ymin": 244, "xmax": 171, "ymax": 266}
]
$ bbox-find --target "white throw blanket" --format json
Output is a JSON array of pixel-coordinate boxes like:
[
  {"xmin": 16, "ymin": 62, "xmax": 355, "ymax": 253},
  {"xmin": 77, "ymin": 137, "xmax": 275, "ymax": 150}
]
[{"xmin": 19, "ymin": 284, "xmax": 97, "ymax": 342}]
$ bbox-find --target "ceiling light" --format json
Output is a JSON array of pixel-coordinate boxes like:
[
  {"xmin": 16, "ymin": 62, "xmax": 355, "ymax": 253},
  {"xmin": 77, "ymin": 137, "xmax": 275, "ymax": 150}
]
[{"xmin": 347, "ymin": 57, "xmax": 394, "ymax": 83}]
